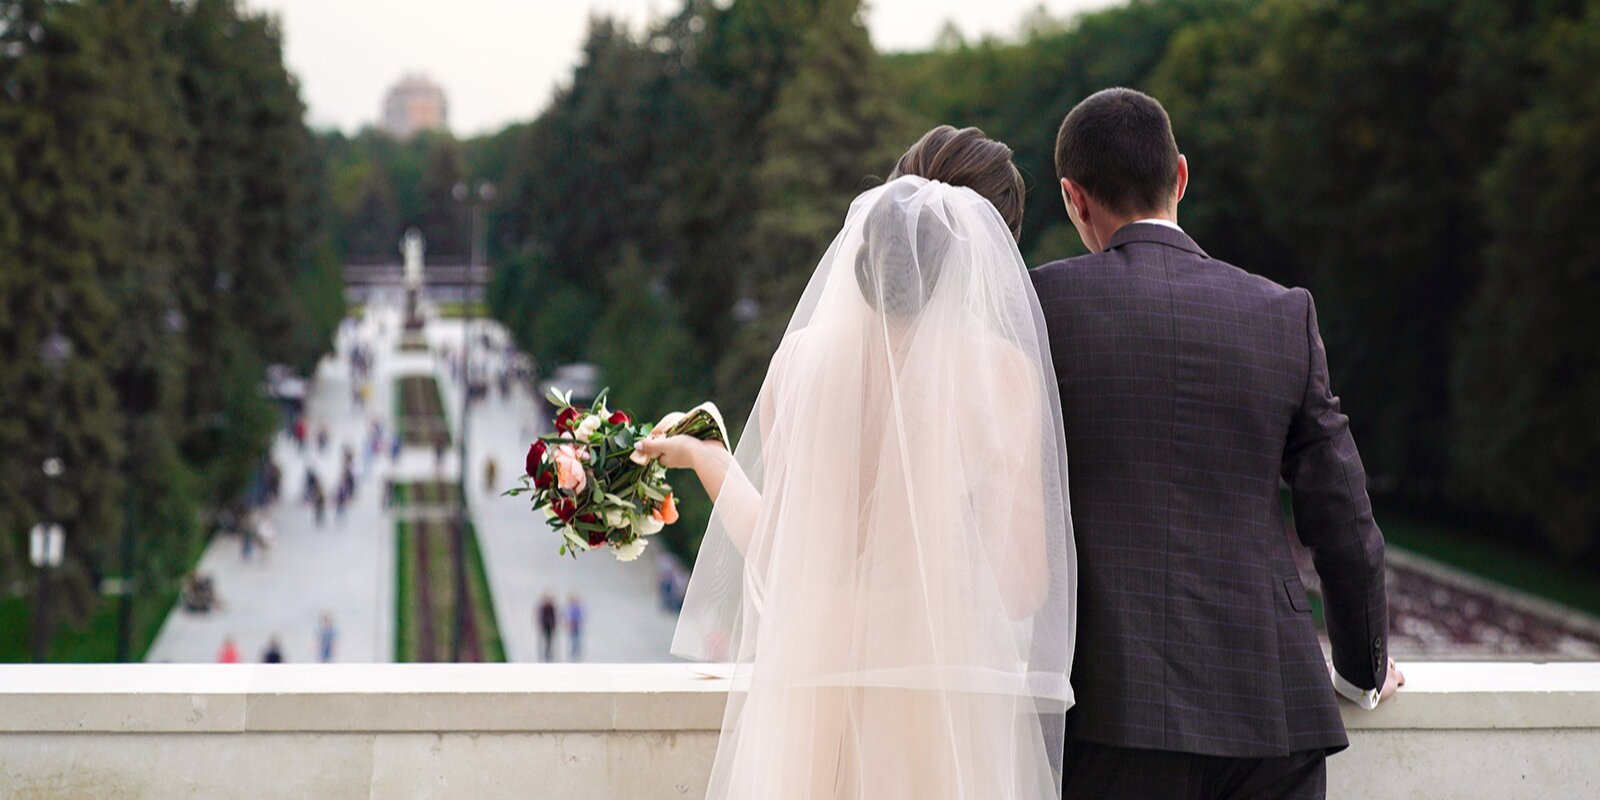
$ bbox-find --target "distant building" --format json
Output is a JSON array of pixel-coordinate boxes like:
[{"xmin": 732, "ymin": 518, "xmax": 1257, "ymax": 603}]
[{"xmin": 381, "ymin": 74, "xmax": 448, "ymax": 139}]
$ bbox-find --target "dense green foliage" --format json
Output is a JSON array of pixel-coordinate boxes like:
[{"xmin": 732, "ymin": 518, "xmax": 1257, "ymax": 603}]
[
  {"xmin": 0, "ymin": 0, "xmax": 339, "ymax": 656},
  {"xmin": 483, "ymin": 0, "xmax": 1600, "ymax": 558},
  {"xmin": 14, "ymin": 0, "xmax": 1589, "ymax": 571}
]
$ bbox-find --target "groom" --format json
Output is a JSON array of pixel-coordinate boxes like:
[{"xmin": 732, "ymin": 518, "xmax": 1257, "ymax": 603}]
[{"xmin": 1032, "ymin": 88, "xmax": 1401, "ymax": 798}]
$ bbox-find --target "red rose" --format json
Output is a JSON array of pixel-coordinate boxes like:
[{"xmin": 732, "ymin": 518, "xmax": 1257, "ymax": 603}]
[
  {"xmin": 555, "ymin": 407, "xmax": 581, "ymax": 433},
  {"xmin": 533, "ymin": 468, "xmax": 553, "ymax": 489},
  {"xmin": 551, "ymin": 497, "xmax": 578, "ymax": 523},
  {"xmin": 608, "ymin": 410, "xmax": 631, "ymax": 425},
  {"xmin": 586, "ymin": 529, "xmax": 609, "ymax": 548},
  {"xmin": 526, "ymin": 441, "xmax": 546, "ymax": 477}
]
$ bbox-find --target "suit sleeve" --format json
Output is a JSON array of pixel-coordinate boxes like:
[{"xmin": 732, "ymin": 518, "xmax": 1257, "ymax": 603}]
[{"xmin": 1281, "ymin": 288, "xmax": 1389, "ymax": 695}]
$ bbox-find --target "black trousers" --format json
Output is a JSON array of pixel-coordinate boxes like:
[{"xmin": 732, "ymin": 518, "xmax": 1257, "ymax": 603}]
[{"xmin": 1061, "ymin": 740, "xmax": 1326, "ymax": 800}]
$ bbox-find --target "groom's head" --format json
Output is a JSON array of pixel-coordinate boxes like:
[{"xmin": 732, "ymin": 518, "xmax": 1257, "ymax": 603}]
[{"xmin": 1055, "ymin": 88, "xmax": 1188, "ymax": 251}]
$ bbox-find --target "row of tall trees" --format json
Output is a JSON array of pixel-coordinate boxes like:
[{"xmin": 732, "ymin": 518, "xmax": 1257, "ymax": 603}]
[
  {"xmin": 381, "ymin": 0, "xmax": 1598, "ymax": 560},
  {"xmin": 319, "ymin": 129, "xmax": 495, "ymax": 262},
  {"xmin": 889, "ymin": 0, "xmax": 1600, "ymax": 558},
  {"xmin": 0, "ymin": 0, "xmax": 340, "ymax": 656}
]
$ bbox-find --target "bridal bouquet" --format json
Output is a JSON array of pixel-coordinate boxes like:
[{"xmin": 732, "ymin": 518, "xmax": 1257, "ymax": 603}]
[{"xmin": 509, "ymin": 387, "xmax": 727, "ymax": 561}]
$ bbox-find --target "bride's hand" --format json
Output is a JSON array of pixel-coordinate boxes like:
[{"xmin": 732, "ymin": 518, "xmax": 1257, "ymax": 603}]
[{"xmin": 634, "ymin": 434, "xmax": 723, "ymax": 470}]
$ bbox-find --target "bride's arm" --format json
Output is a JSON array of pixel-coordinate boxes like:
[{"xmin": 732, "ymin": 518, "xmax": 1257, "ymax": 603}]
[
  {"xmin": 633, "ymin": 337, "xmax": 799, "ymax": 556},
  {"xmin": 634, "ymin": 435, "xmax": 761, "ymax": 554},
  {"xmin": 994, "ymin": 349, "xmax": 1053, "ymax": 620}
]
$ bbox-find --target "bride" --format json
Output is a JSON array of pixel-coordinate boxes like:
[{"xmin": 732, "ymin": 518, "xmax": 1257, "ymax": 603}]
[{"xmin": 636, "ymin": 126, "xmax": 1077, "ymax": 800}]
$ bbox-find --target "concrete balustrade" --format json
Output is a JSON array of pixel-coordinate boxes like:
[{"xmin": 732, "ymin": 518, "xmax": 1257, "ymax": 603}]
[{"xmin": 1, "ymin": 662, "xmax": 1596, "ymax": 798}]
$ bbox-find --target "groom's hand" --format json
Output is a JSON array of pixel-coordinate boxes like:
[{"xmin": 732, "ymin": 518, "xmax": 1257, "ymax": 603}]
[{"xmin": 1380, "ymin": 658, "xmax": 1406, "ymax": 702}]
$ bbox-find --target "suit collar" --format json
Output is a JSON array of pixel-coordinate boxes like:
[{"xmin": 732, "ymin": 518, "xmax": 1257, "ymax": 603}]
[{"xmin": 1105, "ymin": 221, "xmax": 1208, "ymax": 258}]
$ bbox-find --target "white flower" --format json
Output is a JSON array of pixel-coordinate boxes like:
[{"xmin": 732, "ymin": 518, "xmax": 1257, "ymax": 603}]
[
  {"xmin": 604, "ymin": 507, "xmax": 629, "ymax": 528},
  {"xmin": 575, "ymin": 414, "xmax": 603, "ymax": 440},
  {"xmin": 633, "ymin": 513, "xmax": 665, "ymax": 538},
  {"xmin": 614, "ymin": 537, "xmax": 648, "ymax": 562}
]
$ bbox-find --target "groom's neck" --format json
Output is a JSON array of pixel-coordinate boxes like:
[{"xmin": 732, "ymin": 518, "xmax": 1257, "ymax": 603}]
[{"xmin": 1095, "ymin": 208, "xmax": 1177, "ymax": 249}]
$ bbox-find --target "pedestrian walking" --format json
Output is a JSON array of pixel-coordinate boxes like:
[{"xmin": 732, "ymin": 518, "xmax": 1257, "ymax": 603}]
[
  {"xmin": 566, "ymin": 594, "xmax": 585, "ymax": 662},
  {"xmin": 262, "ymin": 635, "xmax": 284, "ymax": 664},
  {"xmin": 217, "ymin": 636, "xmax": 240, "ymax": 664},
  {"xmin": 317, "ymin": 613, "xmax": 338, "ymax": 663},
  {"xmin": 240, "ymin": 521, "xmax": 256, "ymax": 562},
  {"xmin": 537, "ymin": 595, "xmax": 558, "ymax": 662}
]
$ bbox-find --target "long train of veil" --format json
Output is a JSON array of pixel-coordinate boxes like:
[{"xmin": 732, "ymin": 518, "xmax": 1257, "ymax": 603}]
[{"xmin": 673, "ymin": 176, "xmax": 1076, "ymax": 799}]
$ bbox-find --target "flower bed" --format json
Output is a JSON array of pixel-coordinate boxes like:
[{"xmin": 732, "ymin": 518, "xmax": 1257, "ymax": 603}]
[
  {"xmin": 394, "ymin": 376, "xmax": 451, "ymax": 449},
  {"xmin": 392, "ymin": 485, "xmax": 503, "ymax": 663}
]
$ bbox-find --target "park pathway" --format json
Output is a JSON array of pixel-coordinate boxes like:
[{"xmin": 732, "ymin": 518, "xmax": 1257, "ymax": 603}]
[
  {"xmin": 145, "ymin": 310, "xmax": 405, "ymax": 664},
  {"xmin": 146, "ymin": 308, "xmax": 679, "ymax": 664},
  {"xmin": 431, "ymin": 318, "xmax": 680, "ymax": 663}
]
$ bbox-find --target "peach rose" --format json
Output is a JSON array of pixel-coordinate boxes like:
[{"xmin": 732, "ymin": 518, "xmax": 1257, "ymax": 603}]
[{"xmin": 554, "ymin": 443, "xmax": 590, "ymax": 494}]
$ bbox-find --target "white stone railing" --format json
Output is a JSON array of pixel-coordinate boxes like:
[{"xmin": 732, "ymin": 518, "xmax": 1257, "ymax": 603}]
[{"xmin": 1, "ymin": 662, "xmax": 1596, "ymax": 798}]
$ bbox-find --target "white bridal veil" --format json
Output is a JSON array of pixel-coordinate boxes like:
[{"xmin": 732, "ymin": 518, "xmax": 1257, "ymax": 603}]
[{"xmin": 673, "ymin": 176, "xmax": 1076, "ymax": 799}]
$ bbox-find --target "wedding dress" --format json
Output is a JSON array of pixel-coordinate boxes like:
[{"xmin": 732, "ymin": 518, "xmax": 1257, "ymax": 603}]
[{"xmin": 674, "ymin": 176, "xmax": 1076, "ymax": 799}]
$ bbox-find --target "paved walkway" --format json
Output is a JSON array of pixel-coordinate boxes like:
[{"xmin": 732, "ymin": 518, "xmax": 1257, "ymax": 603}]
[
  {"xmin": 431, "ymin": 318, "xmax": 681, "ymax": 663},
  {"xmin": 146, "ymin": 309, "xmax": 680, "ymax": 664},
  {"xmin": 146, "ymin": 311, "xmax": 404, "ymax": 664}
]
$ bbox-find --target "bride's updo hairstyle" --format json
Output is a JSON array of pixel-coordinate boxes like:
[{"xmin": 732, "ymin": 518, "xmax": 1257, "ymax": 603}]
[
  {"xmin": 889, "ymin": 125, "xmax": 1025, "ymax": 241},
  {"xmin": 855, "ymin": 126, "xmax": 1025, "ymax": 318}
]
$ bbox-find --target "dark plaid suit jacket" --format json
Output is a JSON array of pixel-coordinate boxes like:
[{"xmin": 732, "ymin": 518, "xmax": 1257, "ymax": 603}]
[{"xmin": 1032, "ymin": 222, "xmax": 1388, "ymax": 758}]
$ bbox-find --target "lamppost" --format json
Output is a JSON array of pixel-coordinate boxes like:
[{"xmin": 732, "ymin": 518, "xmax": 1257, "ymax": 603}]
[
  {"xmin": 33, "ymin": 324, "xmax": 72, "ymax": 662},
  {"xmin": 28, "ymin": 522, "xmax": 65, "ymax": 661},
  {"xmin": 450, "ymin": 179, "xmax": 494, "ymax": 661}
]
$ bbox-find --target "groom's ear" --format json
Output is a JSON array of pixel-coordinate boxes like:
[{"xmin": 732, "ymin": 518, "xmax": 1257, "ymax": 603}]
[
  {"xmin": 1173, "ymin": 154, "xmax": 1189, "ymax": 206},
  {"xmin": 1060, "ymin": 178, "xmax": 1088, "ymax": 223}
]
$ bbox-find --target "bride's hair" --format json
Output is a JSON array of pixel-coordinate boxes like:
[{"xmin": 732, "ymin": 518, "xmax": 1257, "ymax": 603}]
[
  {"xmin": 854, "ymin": 127, "xmax": 1023, "ymax": 318},
  {"xmin": 854, "ymin": 180, "xmax": 955, "ymax": 318},
  {"xmin": 888, "ymin": 125, "xmax": 1025, "ymax": 241}
]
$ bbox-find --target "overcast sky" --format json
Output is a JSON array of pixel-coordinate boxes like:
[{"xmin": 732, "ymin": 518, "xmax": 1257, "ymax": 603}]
[{"xmin": 243, "ymin": 0, "xmax": 1119, "ymax": 136}]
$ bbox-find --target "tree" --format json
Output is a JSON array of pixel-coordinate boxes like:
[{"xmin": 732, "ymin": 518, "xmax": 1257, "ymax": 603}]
[
  {"xmin": 717, "ymin": 0, "xmax": 908, "ymax": 423},
  {"xmin": 419, "ymin": 136, "xmax": 468, "ymax": 258},
  {"xmin": 0, "ymin": 0, "xmax": 126, "ymax": 627},
  {"xmin": 344, "ymin": 161, "xmax": 402, "ymax": 259},
  {"xmin": 1146, "ymin": 7, "xmax": 1292, "ymax": 282},
  {"xmin": 170, "ymin": 0, "xmax": 312, "ymax": 506},
  {"xmin": 1454, "ymin": 1, "xmax": 1600, "ymax": 555}
]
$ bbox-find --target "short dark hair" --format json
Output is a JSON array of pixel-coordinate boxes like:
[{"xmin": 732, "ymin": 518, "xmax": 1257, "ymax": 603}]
[
  {"xmin": 890, "ymin": 125, "xmax": 1025, "ymax": 241},
  {"xmin": 1054, "ymin": 88, "xmax": 1179, "ymax": 217}
]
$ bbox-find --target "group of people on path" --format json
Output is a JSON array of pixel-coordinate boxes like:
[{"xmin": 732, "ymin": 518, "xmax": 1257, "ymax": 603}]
[
  {"xmin": 216, "ymin": 613, "xmax": 338, "ymax": 664},
  {"xmin": 536, "ymin": 593, "xmax": 586, "ymax": 662},
  {"xmin": 214, "ymin": 313, "xmax": 384, "ymax": 666},
  {"xmin": 291, "ymin": 415, "xmax": 402, "ymax": 527}
]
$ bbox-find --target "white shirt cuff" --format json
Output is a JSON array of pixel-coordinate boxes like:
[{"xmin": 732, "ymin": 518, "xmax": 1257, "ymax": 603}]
[{"xmin": 1333, "ymin": 669, "xmax": 1381, "ymax": 710}]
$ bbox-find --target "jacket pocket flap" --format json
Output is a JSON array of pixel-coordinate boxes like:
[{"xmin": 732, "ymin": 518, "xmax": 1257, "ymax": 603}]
[{"xmin": 1283, "ymin": 577, "xmax": 1312, "ymax": 613}]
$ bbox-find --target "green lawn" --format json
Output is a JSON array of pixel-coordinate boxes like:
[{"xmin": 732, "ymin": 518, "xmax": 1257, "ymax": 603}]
[
  {"xmin": 1377, "ymin": 506, "xmax": 1600, "ymax": 619},
  {"xmin": 466, "ymin": 521, "xmax": 506, "ymax": 663},
  {"xmin": 1, "ymin": 526, "xmax": 205, "ymax": 663},
  {"xmin": 0, "ymin": 587, "xmax": 177, "ymax": 663},
  {"xmin": 395, "ymin": 520, "xmax": 415, "ymax": 663},
  {"xmin": 434, "ymin": 301, "xmax": 489, "ymax": 319}
]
